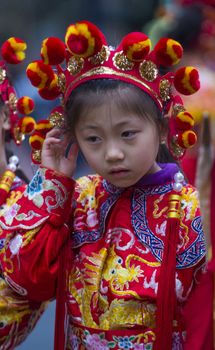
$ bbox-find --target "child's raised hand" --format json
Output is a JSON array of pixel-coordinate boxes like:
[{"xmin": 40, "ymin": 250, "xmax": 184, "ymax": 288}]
[{"xmin": 41, "ymin": 128, "xmax": 79, "ymax": 178}]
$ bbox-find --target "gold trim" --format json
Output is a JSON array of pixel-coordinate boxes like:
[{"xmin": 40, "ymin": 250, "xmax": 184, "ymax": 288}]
[
  {"xmin": 65, "ymin": 67, "xmax": 163, "ymax": 109},
  {"xmin": 167, "ymin": 194, "xmax": 181, "ymax": 219}
]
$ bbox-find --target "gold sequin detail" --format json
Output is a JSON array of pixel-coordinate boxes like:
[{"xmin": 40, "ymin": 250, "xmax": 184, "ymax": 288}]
[
  {"xmin": 48, "ymin": 111, "xmax": 64, "ymax": 128},
  {"xmin": 173, "ymin": 103, "xmax": 186, "ymax": 116},
  {"xmin": 13, "ymin": 126, "xmax": 25, "ymax": 145},
  {"xmin": 67, "ymin": 56, "xmax": 84, "ymax": 75},
  {"xmin": 113, "ymin": 52, "xmax": 134, "ymax": 71},
  {"xmin": 139, "ymin": 60, "xmax": 158, "ymax": 82},
  {"xmin": 57, "ymin": 72, "xmax": 66, "ymax": 93},
  {"xmin": 66, "ymin": 67, "xmax": 163, "ymax": 110},
  {"xmin": 159, "ymin": 79, "xmax": 171, "ymax": 101},
  {"xmin": 89, "ymin": 45, "xmax": 110, "ymax": 65},
  {"xmin": 32, "ymin": 149, "xmax": 42, "ymax": 163},
  {"xmin": 8, "ymin": 93, "xmax": 17, "ymax": 111},
  {"xmin": 0, "ymin": 67, "xmax": 6, "ymax": 84},
  {"xmin": 169, "ymin": 137, "xmax": 185, "ymax": 159}
]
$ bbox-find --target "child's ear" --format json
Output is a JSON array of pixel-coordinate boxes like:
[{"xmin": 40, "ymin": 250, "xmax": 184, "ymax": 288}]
[{"xmin": 1, "ymin": 106, "xmax": 11, "ymax": 131}]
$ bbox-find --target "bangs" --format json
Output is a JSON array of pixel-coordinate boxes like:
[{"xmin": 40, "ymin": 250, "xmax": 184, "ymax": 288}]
[{"xmin": 65, "ymin": 79, "xmax": 162, "ymax": 132}]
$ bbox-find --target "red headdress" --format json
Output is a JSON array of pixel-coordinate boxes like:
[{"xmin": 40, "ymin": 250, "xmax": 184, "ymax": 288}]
[
  {"xmin": 0, "ymin": 37, "xmax": 36, "ymax": 145},
  {"xmin": 25, "ymin": 20, "xmax": 200, "ymax": 164}
]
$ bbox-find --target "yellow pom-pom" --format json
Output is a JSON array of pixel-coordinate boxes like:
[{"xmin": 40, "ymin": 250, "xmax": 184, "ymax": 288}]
[
  {"xmin": 35, "ymin": 120, "xmax": 53, "ymax": 135},
  {"xmin": 29, "ymin": 132, "xmax": 45, "ymax": 150},
  {"xmin": 175, "ymin": 111, "xmax": 194, "ymax": 130},
  {"xmin": 174, "ymin": 66, "xmax": 200, "ymax": 95},
  {"xmin": 153, "ymin": 38, "xmax": 183, "ymax": 66},
  {"xmin": 122, "ymin": 32, "xmax": 151, "ymax": 62},
  {"xmin": 177, "ymin": 130, "xmax": 197, "ymax": 149},
  {"xmin": 65, "ymin": 20, "xmax": 105, "ymax": 58},
  {"xmin": 26, "ymin": 60, "xmax": 55, "ymax": 89},
  {"xmin": 1, "ymin": 37, "xmax": 27, "ymax": 64},
  {"xmin": 18, "ymin": 116, "xmax": 36, "ymax": 134},
  {"xmin": 17, "ymin": 96, "xmax": 34, "ymax": 115}
]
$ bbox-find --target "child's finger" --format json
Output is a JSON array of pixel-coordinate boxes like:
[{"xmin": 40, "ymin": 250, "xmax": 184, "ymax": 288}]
[
  {"xmin": 43, "ymin": 136, "xmax": 61, "ymax": 150},
  {"xmin": 67, "ymin": 143, "xmax": 79, "ymax": 163},
  {"xmin": 46, "ymin": 127, "xmax": 62, "ymax": 139}
]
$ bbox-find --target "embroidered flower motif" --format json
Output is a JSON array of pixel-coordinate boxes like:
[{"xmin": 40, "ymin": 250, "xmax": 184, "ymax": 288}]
[
  {"xmin": 26, "ymin": 169, "xmax": 44, "ymax": 198},
  {"xmin": 70, "ymin": 334, "xmax": 80, "ymax": 350},
  {"xmin": 24, "ymin": 168, "xmax": 67, "ymax": 210},
  {"xmin": 4, "ymin": 203, "xmax": 20, "ymax": 225},
  {"xmin": 9, "ymin": 234, "xmax": 23, "ymax": 254},
  {"xmin": 85, "ymin": 333, "xmax": 109, "ymax": 350},
  {"xmin": 114, "ymin": 335, "xmax": 134, "ymax": 349}
]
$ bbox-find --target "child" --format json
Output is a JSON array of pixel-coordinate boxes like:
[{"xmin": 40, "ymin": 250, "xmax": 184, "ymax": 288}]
[
  {"xmin": 0, "ymin": 21, "xmax": 206, "ymax": 350},
  {"xmin": 0, "ymin": 48, "xmax": 48, "ymax": 348}
]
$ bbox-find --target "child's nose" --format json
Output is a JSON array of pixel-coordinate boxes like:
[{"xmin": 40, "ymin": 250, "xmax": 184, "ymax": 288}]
[{"xmin": 105, "ymin": 143, "xmax": 124, "ymax": 161}]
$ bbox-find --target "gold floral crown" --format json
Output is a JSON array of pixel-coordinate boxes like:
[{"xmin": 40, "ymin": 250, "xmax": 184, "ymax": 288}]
[{"xmin": 25, "ymin": 20, "xmax": 200, "ymax": 162}]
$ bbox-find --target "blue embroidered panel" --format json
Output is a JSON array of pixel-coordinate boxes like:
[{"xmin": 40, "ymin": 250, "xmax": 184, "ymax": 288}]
[
  {"xmin": 131, "ymin": 185, "xmax": 173, "ymax": 261},
  {"xmin": 176, "ymin": 216, "xmax": 206, "ymax": 268},
  {"xmin": 131, "ymin": 185, "xmax": 206, "ymax": 268},
  {"xmin": 71, "ymin": 180, "xmax": 122, "ymax": 248}
]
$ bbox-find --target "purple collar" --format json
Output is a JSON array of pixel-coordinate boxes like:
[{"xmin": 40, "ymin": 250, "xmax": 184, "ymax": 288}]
[
  {"xmin": 136, "ymin": 163, "xmax": 180, "ymax": 187},
  {"xmin": 103, "ymin": 163, "xmax": 182, "ymax": 193}
]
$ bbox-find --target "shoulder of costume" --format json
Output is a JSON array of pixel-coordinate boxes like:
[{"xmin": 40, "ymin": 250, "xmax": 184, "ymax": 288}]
[
  {"xmin": 0, "ymin": 166, "xmax": 75, "ymax": 230},
  {"xmin": 176, "ymin": 182, "xmax": 206, "ymax": 268}
]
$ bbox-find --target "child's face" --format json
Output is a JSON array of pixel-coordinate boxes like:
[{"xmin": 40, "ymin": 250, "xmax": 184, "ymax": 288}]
[{"xmin": 75, "ymin": 102, "xmax": 160, "ymax": 187}]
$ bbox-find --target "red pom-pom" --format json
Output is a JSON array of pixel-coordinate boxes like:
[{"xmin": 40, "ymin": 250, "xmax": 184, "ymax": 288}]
[
  {"xmin": 38, "ymin": 86, "xmax": 60, "ymax": 100},
  {"xmin": 1, "ymin": 37, "xmax": 27, "ymax": 64},
  {"xmin": 17, "ymin": 116, "xmax": 36, "ymax": 134},
  {"xmin": 177, "ymin": 130, "xmax": 197, "ymax": 148},
  {"xmin": 153, "ymin": 38, "xmax": 183, "ymax": 66},
  {"xmin": 174, "ymin": 66, "xmax": 200, "ymax": 95},
  {"xmin": 29, "ymin": 131, "xmax": 45, "ymax": 150},
  {"xmin": 121, "ymin": 32, "xmax": 151, "ymax": 62},
  {"xmin": 26, "ymin": 60, "xmax": 55, "ymax": 89},
  {"xmin": 65, "ymin": 20, "xmax": 106, "ymax": 58},
  {"xmin": 175, "ymin": 111, "xmax": 194, "ymax": 130},
  {"xmin": 35, "ymin": 120, "xmax": 53, "ymax": 135},
  {"xmin": 41, "ymin": 37, "xmax": 66, "ymax": 65},
  {"xmin": 17, "ymin": 96, "xmax": 34, "ymax": 114}
]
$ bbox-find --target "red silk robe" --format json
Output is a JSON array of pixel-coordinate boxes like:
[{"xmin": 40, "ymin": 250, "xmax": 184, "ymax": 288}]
[
  {"xmin": 0, "ymin": 165, "xmax": 206, "ymax": 349},
  {"xmin": 0, "ymin": 176, "xmax": 47, "ymax": 349}
]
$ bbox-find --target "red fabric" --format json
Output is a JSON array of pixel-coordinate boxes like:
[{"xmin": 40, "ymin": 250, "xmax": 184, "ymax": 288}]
[
  {"xmin": 0, "ymin": 169, "xmax": 206, "ymax": 349},
  {"xmin": 183, "ymin": 160, "xmax": 215, "ymax": 349},
  {"xmin": 183, "ymin": 270, "xmax": 214, "ymax": 350},
  {"xmin": 181, "ymin": 155, "xmax": 197, "ymax": 186},
  {"xmin": 54, "ymin": 241, "xmax": 70, "ymax": 350},
  {"xmin": 210, "ymin": 161, "xmax": 215, "ymax": 263},
  {"xmin": 154, "ymin": 216, "xmax": 179, "ymax": 350}
]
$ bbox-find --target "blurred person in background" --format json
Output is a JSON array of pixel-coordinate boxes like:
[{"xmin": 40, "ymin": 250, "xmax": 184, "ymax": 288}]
[
  {"xmin": 145, "ymin": 1, "xmax": 215, "ymax": 348},
  {"xmin": 0, "ymin": 41, "xmax": 48, "ymax": 349}
]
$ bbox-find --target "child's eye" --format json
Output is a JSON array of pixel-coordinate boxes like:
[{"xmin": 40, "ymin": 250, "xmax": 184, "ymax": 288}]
[
  {"xmin": 121, "ymin": 130, "xmax": 137, "ymax": 138},
  {"xmin": 85, "ymin": 136, "xmax": 101, "ymax": 143}
]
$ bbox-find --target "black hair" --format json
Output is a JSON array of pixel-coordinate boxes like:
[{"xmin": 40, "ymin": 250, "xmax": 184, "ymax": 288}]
[{"xmin": 65, "ymin": 79, "xmax": 177, "ymax": 164}]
